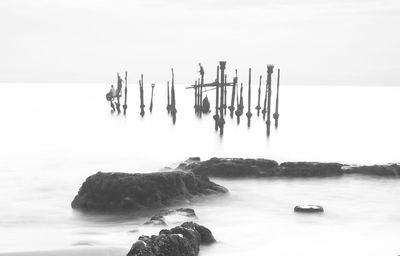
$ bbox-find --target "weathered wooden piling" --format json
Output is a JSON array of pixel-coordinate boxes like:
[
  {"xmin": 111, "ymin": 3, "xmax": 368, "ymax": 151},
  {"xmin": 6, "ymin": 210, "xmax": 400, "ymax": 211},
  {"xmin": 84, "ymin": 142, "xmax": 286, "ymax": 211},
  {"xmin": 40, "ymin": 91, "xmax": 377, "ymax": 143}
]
[
  {"xmin": 110, "ymin": 98, "xmax": 116, "ymax": 113},
  {"xmin": 255, "ymin": 75, "xmax": 262, "ymax": 117},
  {"xmin": 170, "ymin": 68, "xmax": 177, "ymax": 116},
  {"xmin": 116, "ymin": 73, "xmax": 122, "ymax": 114},
  {"xmin": 219, "ymin": 61, "xmax": 226, "ymax": 135},
  {"xmin": 235, "ymin": 83, "xmax": 244, "ymax": 124},
  {"xmin": 223, "ymin": 74, "xmax": 227, "ymax": 115},
  {"xmin": 123, "ymin": 71, "xmax": 128, "ymax": 115},
  {"xmin": 273, "ymin": 68, "xmax": 280, "ymax": 128},
  {"xmin": 228, "ymin": 69, "xmax": 237, "ymax": 118},
  {"xmin": 246, "ymin": 68, "xmax": 252, "ymax": 126},
  {"xmin": 166, "ymin": 81, "xmax": 170, "ymax": 113},
  {"xmin": 262, "ymin": 79, "xmax": 268, "ymax": 120},
  {"xmin": 194, "ymin": 80, "xmax": 198, "ymax": 112},
  {"xmin": 139, "ymin": 74, "xmax": 145, "ymax": 117},
  {"xmin": 199, "ymin": 64, "xmax": 204, "ymax": 114},
  {"xmin": 266, "ymin": 65, "xmax": 274, "ymax": 136},
  {"xmin": 213, "ymin": 66, "xmax": 220, "ymax": 131},
  {"xmin": 149, "ymin": 83, "xmax": 155, "ymax": 113}
]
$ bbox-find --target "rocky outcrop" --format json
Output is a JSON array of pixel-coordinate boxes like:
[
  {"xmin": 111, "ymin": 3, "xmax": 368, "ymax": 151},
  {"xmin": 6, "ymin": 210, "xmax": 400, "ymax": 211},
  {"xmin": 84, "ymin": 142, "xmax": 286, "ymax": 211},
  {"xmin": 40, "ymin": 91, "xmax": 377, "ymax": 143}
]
[
  {"xmin": 278, "ymin": 162, "xmax": 344, "ymax": 177},
  {"xmin": 144, "ymin": 208, "xmax": 197, "ymax": 226},
  {"xmin": 127, "ymin": 222, "xmax": 215, "ymax": 256},
  {"xmin": 344, "ymin": 164, "xmax": 400, "ymax": 177},
  {"xmin": 180, "ymin": 158, "xmax": 344, "ymax": 178},
  {"xmin": 184, "ymin": 157, "xmax": 279, "ymax": 177},
  {"xmin": 71, "ymin": 171, "xmax": 228, "ymax": 211}
]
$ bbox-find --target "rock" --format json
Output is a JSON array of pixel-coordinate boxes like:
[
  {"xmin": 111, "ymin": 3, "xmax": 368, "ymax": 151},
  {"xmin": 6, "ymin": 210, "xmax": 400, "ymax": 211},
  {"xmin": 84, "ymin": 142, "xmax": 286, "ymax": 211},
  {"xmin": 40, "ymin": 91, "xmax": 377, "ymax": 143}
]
[
  {"xmin": 294, "ymin": 205, "xmax": 324, "ymax": 213},
  {"xmin": 127, "ymin": 222, "xmax": 215, "ymax": 256},
  {"xmin": 278, "ymin": 162, "xmax": 344, "ymax": 177},
  {"xmin": 185, "ymin": 158, "xmax": 279, "ymax": 177},
  {"xmin": 181, "ymin": 221, "xmax": 216, "ymax": 244},
  {"xmin": 344, "ymin": 164, "xmax": 400, "ymax": 177},
  {"xmin": 71, "ymin": 171, "xmax": 228, "ymax": 211},
  {"xmin": 144, "ymin": 214, "xmax": 167, "ymax": 226},
  {"xmin": 176, "ymin": 157, "xmax": 202, "ymax": 170},
  {"xmin": 145, "ymin": 208, "xmax": 197, "ymax": 226},
  {"xmin": 181, "ymin": 158, "xmax": 345, "ymax": 178}
]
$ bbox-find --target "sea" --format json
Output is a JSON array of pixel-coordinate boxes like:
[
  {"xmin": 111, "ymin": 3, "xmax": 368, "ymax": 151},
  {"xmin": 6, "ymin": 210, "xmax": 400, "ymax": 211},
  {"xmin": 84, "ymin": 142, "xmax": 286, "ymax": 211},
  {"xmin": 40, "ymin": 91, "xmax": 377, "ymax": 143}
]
[{"xmin": 0, "ymin": 83, "xmax": 399, "ymax": 255}]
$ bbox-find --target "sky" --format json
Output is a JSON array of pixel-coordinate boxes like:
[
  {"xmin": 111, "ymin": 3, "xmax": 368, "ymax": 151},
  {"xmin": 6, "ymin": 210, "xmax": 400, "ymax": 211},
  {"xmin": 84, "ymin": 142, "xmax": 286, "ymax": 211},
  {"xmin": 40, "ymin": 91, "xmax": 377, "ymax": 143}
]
[{"xmin": 0, "ymin": 0, "xmax": 399, "ymax": 85}]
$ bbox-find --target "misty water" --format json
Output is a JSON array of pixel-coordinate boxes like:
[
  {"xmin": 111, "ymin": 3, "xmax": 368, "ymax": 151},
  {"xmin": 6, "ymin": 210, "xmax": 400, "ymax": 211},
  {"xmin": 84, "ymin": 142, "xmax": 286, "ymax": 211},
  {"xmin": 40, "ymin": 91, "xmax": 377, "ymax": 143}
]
[{"xmin": 1, "ymin": 83, "xmax": 400, "ymax": 255}]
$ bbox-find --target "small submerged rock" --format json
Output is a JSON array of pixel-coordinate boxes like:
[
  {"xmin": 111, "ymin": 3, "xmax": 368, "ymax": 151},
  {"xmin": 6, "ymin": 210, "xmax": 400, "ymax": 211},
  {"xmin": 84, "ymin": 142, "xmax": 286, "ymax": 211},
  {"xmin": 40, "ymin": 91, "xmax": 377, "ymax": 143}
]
[
  {"xmin": 144, "ymin": 208, "xmax": 198, "ymax": 226},
  {"xmin": 294, "ymin": 205, "xmax": 324, "ymax": 213},
  {"xmin": 71, "ymin": 171, "xmax": 228, "ymax": 211},
  {"xmin": 127, "ymin": 222, "xmax": 215, "ymax": 256}
]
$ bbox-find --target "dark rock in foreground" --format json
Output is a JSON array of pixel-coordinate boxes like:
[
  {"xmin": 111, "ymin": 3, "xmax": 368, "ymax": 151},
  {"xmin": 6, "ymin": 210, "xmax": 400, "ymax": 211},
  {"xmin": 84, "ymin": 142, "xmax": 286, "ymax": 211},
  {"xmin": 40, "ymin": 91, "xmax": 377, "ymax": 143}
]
[
  {"xmin": 127, "ymin": 222, "xmax": 215, "ymax": 256},
  {"xmin": 71, "ymin": 171, "xmax": 228, "ymax": 211},
  {"xmin": 345, "ymin": 164, "xmax": 400, "ymax": 177},
  {"xmin": 144, "ymin": 208, "xmax": 197, "ymax": 226},
  {"xmin": 181, "ymin": 158, "xmax": 344, "ymax": 178},
  {"xmin": 185, "ymin": 157, "xmax": 279, "ymax": 177}
]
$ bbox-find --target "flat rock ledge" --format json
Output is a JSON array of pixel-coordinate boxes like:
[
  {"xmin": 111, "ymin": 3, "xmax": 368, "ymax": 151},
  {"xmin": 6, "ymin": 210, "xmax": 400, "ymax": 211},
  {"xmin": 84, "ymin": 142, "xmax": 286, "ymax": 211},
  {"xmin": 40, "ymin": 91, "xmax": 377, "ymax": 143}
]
[
  {"xmin": 127, "ymin": 222, "xmax": 215, "ymax": 256},
  {"xmin": 178, "ymin": 157, "xmax": 400, "ymax": 178},
  {"xmin": 71, "ymin": 171, "xmax": 228, "ymax": 211}
]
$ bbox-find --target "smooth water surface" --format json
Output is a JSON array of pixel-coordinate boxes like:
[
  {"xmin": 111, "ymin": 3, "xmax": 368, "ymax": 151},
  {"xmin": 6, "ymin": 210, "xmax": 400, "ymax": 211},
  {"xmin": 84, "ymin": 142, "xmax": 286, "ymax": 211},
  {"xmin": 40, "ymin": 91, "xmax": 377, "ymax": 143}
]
[{"xmin": 0, "ymin": 83, "xmax": 399, "ymax": 255}]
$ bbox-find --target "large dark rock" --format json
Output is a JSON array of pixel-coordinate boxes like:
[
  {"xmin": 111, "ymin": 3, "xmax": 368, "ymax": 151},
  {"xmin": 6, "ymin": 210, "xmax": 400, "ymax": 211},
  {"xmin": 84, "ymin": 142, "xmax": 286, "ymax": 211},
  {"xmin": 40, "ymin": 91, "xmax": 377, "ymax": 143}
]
[
  {"xmin": 180, "ymin": 158, "xmax": 345, "ymax": 178},
  {"xmin": 185, "ymin": 157, "xmax": 279, "ymax": 177},
  {"xmin": 71, "ymin": 171, "xmax": 228, "ymax": 211},
  {"xmin": 345, "ymin": 164, "xmax": 400, "ymax": 177},
  {"xmin": 127, "ymin": 222, "xmax": 215, "ymax": 256},
  {"xmin": 277, "ymin": 162, "xmax": 344, "ymax": 177}
]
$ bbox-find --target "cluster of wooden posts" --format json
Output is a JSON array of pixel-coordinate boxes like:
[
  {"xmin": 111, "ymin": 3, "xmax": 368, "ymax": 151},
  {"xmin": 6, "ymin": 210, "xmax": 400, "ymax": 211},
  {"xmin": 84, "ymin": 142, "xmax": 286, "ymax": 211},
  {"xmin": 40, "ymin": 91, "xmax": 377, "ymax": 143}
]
[
  {"xmin": 108, "ymin": 69, "xmax": 177, "ymax": 123},
  {"xmin": 107, "ymin": 61, "xmax": 280, "ymax": 136},
  {"xmin": 188, "ymin": 61, "xmax": 281, "ymax": 136}
]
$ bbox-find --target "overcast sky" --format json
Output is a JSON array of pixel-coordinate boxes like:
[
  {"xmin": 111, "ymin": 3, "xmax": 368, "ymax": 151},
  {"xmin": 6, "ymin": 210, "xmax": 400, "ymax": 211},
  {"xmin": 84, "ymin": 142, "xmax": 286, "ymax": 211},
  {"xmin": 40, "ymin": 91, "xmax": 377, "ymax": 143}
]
[{"xmin": 0, "ymin": 0, "xmax": 399, "ymax": 85}]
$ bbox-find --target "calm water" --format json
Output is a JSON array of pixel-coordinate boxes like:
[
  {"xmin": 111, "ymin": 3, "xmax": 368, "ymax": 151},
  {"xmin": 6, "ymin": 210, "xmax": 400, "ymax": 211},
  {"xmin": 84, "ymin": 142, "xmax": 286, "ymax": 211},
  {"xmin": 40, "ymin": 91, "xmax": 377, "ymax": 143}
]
[{"xmin": 0, "ymin": 83, "xmax": 399, "ymax": 255}]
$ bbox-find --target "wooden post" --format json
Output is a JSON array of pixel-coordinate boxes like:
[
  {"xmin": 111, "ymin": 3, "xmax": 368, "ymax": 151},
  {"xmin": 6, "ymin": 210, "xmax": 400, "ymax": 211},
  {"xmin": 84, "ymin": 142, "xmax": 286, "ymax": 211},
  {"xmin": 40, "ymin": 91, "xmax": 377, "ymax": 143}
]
[
  {"xmin": 123, "ymin": 71, "xmax": 128, "ymax": 116},
  {"xmin": 235, "ymin": 83, "xmax": 244, "ymax": 124},
  {"xmin": 246, "ymin": 68, "xmax": 252, "ymax": 126},
  {"xmin": 262, "ymin": 79, "xmax": 268, "ymax": 120},
  {"xmin": 170, "ymin": 68, "xmax": 177, "ymax": 124},
  {"xmin": 273, "ymin": 69, "xmax": 280, "ymax": 128},
  {"xmin": 228, "ymin": 69, "xmax": 237, "ymax": 118},
  {"xmin": 194, "ymin": 80, "xmax": 198, "ymax": 113},
  {"xmin": 219, "ymin": 61, "xmax": 226, "ymax": 135},
  {"xmin": 116, "ymin": 73, "xmax": 122, "ymax": 114},
  {"xmin": 139, "ymin": 74, "xmax": 145, "ymax": 117},
  {"xmin": 149, "ymin": 83, "xmax": 155, "ymax": 113},
  {"xmin": 166, "ymin": 81, "xmax": 170, "ymax": 113},
  {"xmin": 170, "ymin": 68, "xmax": 177, "ymax": 116},
  {"xmin": 266, "ymin": 65, "xmax": 274, "ymax": 136},
  {"xmin": 213, "ymin": 66, "xmax": 220, "ymax": 131},
  {"xmin": 200, "ymin": 66, "xmax": 204, "ymax": 114},
  {"xmin": 223, "ymin": 74, "xmax": 227, "ymax": 115},
  {"xmin": 255, "ymin": 75, "xmax": 262, "ymax": 117}
]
